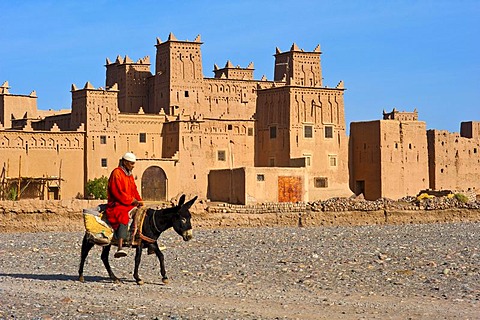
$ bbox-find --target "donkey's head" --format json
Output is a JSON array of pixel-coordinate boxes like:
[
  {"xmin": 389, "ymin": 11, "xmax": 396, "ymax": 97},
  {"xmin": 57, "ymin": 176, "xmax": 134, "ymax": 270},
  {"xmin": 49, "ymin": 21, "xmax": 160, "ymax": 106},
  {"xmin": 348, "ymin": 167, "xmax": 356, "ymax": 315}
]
[{"xmin": 172, "ymin": 194, "xmax": 197, "ymax": 241}]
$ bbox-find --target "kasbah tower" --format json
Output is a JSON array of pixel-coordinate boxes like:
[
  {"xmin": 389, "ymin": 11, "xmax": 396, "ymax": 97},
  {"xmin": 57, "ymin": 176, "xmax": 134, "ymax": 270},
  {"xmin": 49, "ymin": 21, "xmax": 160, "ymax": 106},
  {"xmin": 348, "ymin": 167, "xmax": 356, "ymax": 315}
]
[{"xmin": 1, "ymin": 33, "xmax": 479, "ymax": 203}]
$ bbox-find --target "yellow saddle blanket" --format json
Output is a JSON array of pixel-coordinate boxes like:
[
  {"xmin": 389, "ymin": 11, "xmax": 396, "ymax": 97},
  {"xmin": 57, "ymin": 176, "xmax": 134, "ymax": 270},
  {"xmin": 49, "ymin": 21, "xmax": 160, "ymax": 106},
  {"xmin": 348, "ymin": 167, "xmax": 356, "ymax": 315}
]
[
  {"xmin": 83, "ymin": 211, "xmax": 113, "ymax": 246},
  {"xmin": 83, "ymin": 207, "xmax": 147, "ymax": 246}
]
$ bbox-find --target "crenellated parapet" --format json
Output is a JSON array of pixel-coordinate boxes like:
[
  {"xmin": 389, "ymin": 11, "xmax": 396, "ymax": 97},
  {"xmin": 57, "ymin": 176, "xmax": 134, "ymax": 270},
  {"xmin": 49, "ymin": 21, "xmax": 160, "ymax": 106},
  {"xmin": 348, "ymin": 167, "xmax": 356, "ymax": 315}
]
[
  {"xmin": 0, "ymin": 81, "xmax": 10, "ymax": 94},
  {"xmin": 213, "ymin": 61, "xmax": 255, "ymax": 80},
  {"xmin": 383, "ymin": 108, "xmax": 418, "ymax": 121},
  {"xmin": 155, "ymin": 33, "xmax": 202, "ymax": 45},
  {"xmin": 106, "ymin": 55, "xmax": 150, "ymax": 66}
]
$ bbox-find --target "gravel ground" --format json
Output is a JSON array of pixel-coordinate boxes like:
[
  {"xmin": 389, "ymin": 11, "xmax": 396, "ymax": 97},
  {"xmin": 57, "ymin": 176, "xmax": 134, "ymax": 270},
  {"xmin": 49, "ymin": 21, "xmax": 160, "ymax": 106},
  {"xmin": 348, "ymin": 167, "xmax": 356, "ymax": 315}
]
[{"xmin": 0, "ymin": 223, "xmax": 479, "ymax": 320}]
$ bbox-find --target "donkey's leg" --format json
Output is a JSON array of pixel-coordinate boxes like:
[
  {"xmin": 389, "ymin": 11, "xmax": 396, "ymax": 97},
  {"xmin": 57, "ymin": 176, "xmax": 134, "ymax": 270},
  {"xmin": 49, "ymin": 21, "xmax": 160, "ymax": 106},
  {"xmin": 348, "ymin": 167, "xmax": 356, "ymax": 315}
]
[
  {"xmin": 133, "ymin": 245, "xmax": 144, "ymax": 285},
  {"xmin": 78, "ymin": 233, "xmax": 95, "ymax": 282},
  {"xmin": 100, "ymin": 245, "xmax": 120, "ymax": 283},
  {"xmin": 151, "ymin": 242, "xmax": 169, "ymax": 284}
]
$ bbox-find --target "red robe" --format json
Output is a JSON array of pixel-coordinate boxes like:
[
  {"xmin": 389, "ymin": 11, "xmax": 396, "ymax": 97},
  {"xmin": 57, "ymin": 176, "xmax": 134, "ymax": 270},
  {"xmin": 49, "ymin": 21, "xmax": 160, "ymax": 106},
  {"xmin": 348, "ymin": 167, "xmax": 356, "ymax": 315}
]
[{"xmin": 105, "ymin": 167, "xmax": 142, "ymax": 230}]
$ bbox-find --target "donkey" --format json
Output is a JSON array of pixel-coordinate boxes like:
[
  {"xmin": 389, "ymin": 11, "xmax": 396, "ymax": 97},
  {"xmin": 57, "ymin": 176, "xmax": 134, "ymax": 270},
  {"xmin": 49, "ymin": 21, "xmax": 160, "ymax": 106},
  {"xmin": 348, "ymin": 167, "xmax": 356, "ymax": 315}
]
[{"xmin": 78, "ymin": 194, "xmax": 197, "ymax": 285}]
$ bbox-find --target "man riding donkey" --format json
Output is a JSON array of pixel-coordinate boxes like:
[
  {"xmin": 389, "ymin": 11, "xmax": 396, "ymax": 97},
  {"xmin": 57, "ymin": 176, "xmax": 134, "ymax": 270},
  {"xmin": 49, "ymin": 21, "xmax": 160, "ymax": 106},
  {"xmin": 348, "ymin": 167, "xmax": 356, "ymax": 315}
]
[{"xmin": 105, "ymin": 152, "xmax": 143, "ymax": 258}]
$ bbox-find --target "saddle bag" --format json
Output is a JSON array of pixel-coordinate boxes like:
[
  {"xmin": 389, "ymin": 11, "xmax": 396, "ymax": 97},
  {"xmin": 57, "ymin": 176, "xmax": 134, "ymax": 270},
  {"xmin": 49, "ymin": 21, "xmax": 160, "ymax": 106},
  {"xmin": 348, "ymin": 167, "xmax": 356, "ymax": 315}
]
[{"xmin": 83, "ymin": 205, "xmax": 113, "ymax": 246}]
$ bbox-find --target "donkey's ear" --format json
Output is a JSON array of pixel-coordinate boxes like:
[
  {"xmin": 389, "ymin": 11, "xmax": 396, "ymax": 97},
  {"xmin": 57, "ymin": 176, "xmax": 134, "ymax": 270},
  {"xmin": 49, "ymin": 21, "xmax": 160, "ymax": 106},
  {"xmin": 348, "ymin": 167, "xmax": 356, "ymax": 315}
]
[
  {"xmin": 183, "ymin": 196, "xmax": 198, "ymax": 209},
  {"xmin": 177, "ymin": 194, "xmax": 186, "ymax": 206}
]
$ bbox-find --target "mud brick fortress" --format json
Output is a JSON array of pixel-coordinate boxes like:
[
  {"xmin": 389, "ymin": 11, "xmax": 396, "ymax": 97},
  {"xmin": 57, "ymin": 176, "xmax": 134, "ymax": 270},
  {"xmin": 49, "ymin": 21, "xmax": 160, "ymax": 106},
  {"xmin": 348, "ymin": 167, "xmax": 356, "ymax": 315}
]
[{"xmin": 1, "ymin": 33, "xmax": 479, "ymax": 203}]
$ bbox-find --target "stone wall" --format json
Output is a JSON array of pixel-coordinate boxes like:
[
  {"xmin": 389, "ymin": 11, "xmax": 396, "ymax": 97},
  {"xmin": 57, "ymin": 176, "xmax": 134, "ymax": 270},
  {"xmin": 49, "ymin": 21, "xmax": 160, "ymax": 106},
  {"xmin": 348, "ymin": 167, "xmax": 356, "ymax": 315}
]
[
  {"xmin": 2, "ymin": 195, "xmax": 479, "ymax": 217},
  {"xmin": 1, "ymin": 196, "xmax": 480, "ymax": 233},
  {"xmin": 0, "ymin": 199, "xmax": 104, "ymax": 214}
]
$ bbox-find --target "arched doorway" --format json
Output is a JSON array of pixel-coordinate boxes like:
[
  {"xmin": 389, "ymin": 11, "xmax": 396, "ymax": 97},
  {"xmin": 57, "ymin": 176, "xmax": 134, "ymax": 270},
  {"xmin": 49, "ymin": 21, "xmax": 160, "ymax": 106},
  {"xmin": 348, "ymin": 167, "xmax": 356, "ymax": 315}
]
[{"xmin": 141, "ymin": 166, "xmax": 167, "ymax": 201}]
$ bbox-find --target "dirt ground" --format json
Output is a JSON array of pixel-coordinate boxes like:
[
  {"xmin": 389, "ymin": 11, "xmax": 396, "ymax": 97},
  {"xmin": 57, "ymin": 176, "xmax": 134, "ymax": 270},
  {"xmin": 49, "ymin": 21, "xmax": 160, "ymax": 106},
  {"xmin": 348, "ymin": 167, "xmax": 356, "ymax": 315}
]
[
  {"xmin": 0, "ymin": 208, "xmax": 479, "ymax": 319},
  {"xmin": 0, "ymin": 222, "xmax": 479, "ymax": 319}
]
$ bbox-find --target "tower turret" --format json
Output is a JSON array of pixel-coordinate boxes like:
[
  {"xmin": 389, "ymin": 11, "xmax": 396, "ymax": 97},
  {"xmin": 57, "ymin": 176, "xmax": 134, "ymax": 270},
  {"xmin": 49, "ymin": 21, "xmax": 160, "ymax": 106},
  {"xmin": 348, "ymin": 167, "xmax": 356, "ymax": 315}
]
[
  {"xmin": 153, "ymin": 33, "xmax": 204, "ymax": 115},
  {"xmin": 105, "ymin": 55, "xmax": 151, "ymax": 113},
  {"xmin": 274, "ymin": 43, "xmax": 322, "ymax": 87}
]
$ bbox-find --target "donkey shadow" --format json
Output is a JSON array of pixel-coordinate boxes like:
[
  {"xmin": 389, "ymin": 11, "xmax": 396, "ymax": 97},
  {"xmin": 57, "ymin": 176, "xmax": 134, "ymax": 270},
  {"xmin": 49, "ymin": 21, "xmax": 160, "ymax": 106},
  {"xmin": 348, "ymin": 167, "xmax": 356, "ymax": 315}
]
[
  {"xmin": 0, "ymin": 272, "xmax": 108, "ymax": 282},
  {"xmin": 0, "ymin": 273, "xmax": 167, "ymax": 286}
]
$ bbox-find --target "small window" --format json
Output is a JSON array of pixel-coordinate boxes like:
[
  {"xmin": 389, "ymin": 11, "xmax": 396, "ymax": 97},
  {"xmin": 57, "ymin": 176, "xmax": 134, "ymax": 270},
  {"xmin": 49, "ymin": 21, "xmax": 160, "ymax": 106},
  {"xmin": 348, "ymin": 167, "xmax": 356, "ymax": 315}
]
[
  {"xmin": 304, "ymin": 125, "xmax": 313, "ymax": 138},
  {"xmin": 269, "ymin": 157, "xmax": 275, "ymax": 167},
  {"xmin": 100, "ymin": 135, "xmax": 107, "ymax": 144},
  {"xmin": 257, "ymin": 174, "xmax": 265, "ymax": 181},
  {"xmin": 329, "ymin": 155, "xmax": 337, "ymax": 167},
  {"xmin": 228, "ymin": 124, "xmax": 233, "ymax": 130},
  {"xmin": 304, "ymin": 155, "xmax": 311, "ymax": 166},
  {"xmin": 248, "ymin": 128, "xmax": 253, "ymax": 136},
  {"xmin": 185, "ymin": 91, "xmax": 189, "ymax": 97},
  {"xmin": 101, "ymin": 158, "xmax": 107, "ymax": 167},
  {"xmin": 324, "ymin": 126, "xmax": 333, "ymax": 139},
  {"xmin": 270, "ymin": 126, "xmax": 277, "ymax": 139},
  {"xmin": 139, "ymin": 133, "xmax": 146, "ymax": 143},
  {"xmin": 314, "ymin": 177, "xmax": 328, "ymax": 188},
  {"xmin": 217, "ymin": 150, "xmax": 226, "ymax": 161}
]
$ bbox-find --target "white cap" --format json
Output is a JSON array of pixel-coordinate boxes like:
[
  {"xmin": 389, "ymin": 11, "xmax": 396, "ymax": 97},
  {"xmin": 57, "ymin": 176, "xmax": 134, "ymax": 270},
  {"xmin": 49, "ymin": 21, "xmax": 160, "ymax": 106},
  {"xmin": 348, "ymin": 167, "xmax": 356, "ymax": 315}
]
[{"xmin": 122, "ymin": 152, "xmax": 136, "ymax": 162}]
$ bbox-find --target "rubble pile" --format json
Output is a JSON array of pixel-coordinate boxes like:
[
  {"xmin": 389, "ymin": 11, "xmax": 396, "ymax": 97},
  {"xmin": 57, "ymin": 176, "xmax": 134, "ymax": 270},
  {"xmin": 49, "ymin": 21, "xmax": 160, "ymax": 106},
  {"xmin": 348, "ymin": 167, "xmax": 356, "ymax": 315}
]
[
  {"xmin": 206, "ymin": 194, "xmax": 480, "ymax": 214},
  {"xmin": 206, "ymin": 201, "xmax": 307, "ymax": 214},
  {"xmin": 309, "ymin": 196, "xmax": 480, "ymax": 212}
]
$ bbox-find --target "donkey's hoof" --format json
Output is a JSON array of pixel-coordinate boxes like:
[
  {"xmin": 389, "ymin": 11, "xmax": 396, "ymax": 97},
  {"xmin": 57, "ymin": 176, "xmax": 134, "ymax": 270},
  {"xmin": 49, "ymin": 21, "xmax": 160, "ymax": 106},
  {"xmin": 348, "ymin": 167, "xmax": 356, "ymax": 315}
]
[
  {"xmin": 136, "ymin": 280, "xmax": 144, "ymax": 285},
  {"xmin": 162, "ymin": 277, "xmax": 169, "ymax": 284},
  {"xmin": 78, "ymin": 275, "xmax": 85, "ymax": 283}
]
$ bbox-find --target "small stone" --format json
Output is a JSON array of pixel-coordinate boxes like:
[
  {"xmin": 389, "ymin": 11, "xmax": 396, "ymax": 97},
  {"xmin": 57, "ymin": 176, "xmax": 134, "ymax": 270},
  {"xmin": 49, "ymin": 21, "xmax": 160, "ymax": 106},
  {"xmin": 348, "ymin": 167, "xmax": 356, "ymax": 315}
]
[{"xmin": 378, "ymin": 253, "xmax": 387, "ymax": 260}]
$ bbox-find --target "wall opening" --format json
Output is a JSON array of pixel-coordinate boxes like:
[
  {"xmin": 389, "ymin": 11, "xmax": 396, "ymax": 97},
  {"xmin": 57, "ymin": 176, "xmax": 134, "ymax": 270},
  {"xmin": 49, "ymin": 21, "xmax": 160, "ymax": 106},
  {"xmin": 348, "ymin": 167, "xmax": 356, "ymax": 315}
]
[{"xmin": 141, "ymin": 166, "xmax": 167, "ymax": 201}]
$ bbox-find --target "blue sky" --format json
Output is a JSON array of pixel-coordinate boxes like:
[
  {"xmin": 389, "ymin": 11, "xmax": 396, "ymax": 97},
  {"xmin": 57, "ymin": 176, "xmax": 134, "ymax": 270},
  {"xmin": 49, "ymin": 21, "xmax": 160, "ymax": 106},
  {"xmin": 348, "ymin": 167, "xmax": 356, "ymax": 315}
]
[{"xmin": 1, "ymin": 0, "xmax": 478, "ymax": 133}]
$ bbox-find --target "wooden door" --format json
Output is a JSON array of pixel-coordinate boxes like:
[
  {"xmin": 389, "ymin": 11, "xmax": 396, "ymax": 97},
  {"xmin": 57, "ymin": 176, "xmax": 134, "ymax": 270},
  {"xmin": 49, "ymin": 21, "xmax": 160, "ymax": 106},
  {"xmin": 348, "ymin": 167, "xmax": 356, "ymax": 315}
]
[
  {"xmin": 278, "ymin": 176, "xmax": 303, "ymax": 202},
  {"xmin": 141, "ymin": 166, "xmax": 167, "ymax": 201}
]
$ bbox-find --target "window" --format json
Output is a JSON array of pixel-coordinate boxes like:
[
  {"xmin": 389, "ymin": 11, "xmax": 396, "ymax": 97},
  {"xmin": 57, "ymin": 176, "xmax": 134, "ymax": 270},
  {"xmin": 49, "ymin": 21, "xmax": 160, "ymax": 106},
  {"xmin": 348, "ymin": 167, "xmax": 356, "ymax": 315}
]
[
  {"xmin": 270, "ymin": 126, "xmax": 277, "ymax": 139},
  {"xmin": 324, "ymin": 126, "xmax": 333, "ymax": 139},
  {"xmin": 185, "ymin": 91, "xmax": 189, "ymax": 97},
  {"xmin": 217, "ymin": 150, "xmax": 226, "ymax": 161},
  {"xmin": 248, "ymin": 128, "xmax": 253, "ymax": 136},
  {"xmin": 329, "ymin": 155, "xmax": 337, "ymax": 167},
  {"xmin": 100, "ymin": 135, "xmax": 107, "ymax": 144},
  {"xmin": 314, "ymin": 177, "xmax": 328, "ymax": 188},
  {"xmin": 101, "ymin": 158, "xmax": 107, "ymax": 167},
  {"xmin": 269, "ymin": 157, "xmax": 275, "ymax": 167},
  {"xmin": 139, "ymin": 133, "xmax": 146, "ymax": 143},
  {"xmin": 257, "ymin": 174, "xmax": 265, "ymax": 181},
  {"xmin": 304, "ymin": 154, "xmax": 311, "ymax": 166},
  {"xmin": 228, "ymin": 124, "xmax": 232, "ymax": 130},
  {"xmin": 304, "ymin": 125, "xmax": 313, "ymax": 138}
]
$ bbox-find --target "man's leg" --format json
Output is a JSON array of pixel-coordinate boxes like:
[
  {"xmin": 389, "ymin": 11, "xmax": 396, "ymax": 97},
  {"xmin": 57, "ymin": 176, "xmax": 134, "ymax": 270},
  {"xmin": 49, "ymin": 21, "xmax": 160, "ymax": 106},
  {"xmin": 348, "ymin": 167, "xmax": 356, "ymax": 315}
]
[{"xmin": 114, "ymin": 224, "xmax": 128, "ymax": 258}]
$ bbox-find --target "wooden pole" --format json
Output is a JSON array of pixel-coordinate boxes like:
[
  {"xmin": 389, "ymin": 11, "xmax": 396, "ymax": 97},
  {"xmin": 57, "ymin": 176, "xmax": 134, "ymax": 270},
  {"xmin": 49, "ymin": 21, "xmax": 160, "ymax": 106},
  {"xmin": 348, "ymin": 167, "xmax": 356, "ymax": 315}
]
[
  {"xmin": 0, "ymin": 163, "xmax": 5, "ymax": 200},
  {"xmin": 41, "ymin": 177, "xmax": 45, "ymax": 200},
  {"xmin": 17, "ymin": 155, "xmax": 21, "ymax": 200},
  {"xmin": 58, "ymin": 159, "xmax": 62, "ymax": 200}
]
